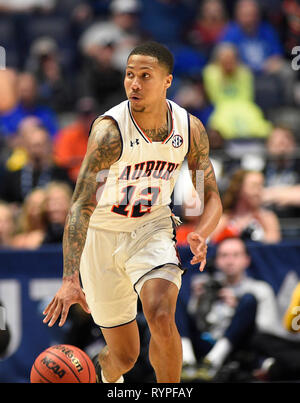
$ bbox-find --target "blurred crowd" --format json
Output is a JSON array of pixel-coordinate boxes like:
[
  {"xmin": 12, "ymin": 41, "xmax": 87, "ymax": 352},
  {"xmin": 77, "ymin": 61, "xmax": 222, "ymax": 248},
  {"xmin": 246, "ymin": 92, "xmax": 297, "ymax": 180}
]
[
  {"xmin": 0, "ymin": 0, "xmax": 299, "ymax": 249},
  {"xmin": 0, "ymin": 0, "xmax": 297, "ymax": 246},
  {"xmin": 0, "ymin": 0, "xmax": 300, "ymax": 384}
]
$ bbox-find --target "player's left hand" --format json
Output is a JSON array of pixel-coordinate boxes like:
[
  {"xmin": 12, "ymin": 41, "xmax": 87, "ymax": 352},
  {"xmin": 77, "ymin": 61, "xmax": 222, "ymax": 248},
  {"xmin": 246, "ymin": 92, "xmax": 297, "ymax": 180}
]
[{"xmin": 186, "ymin": 232, "xmax": 207, "ymax": 271}]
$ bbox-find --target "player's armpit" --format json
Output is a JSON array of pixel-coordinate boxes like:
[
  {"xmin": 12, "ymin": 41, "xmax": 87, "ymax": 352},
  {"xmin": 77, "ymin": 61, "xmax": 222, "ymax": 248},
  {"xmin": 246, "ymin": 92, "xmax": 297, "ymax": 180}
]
[{"xmin": 62, "ymin": 117, "xmax": 122, "ymax": 279}]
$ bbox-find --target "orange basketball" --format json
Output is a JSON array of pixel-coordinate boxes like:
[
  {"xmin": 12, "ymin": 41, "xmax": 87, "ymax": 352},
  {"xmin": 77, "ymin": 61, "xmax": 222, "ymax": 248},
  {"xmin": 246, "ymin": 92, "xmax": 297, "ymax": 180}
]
[{"xmin": 30, "ymin": 344, "xmax": 96, "ymax": 383}]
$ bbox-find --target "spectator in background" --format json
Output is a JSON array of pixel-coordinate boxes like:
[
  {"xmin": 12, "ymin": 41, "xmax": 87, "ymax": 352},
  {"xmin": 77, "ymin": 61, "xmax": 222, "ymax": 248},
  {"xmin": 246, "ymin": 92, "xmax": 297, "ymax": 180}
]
[
  {"xmin": 262, "ymin": 125, "xmax": 300, "ymax": 219},
  {"xmin": 78, "ymin": 35, "xmax": 125, "ymax": 111},
  {"xmin": 173, "ymin": 80, "xmax": 213, "ymax": 128},
  {"xmin": 0, "ymin": 202, "xmax": 16, "ymax": 248},
  {"xmin": 12, "ymin": 187, "xmax": 47, "ymax": 249},
  {"xmin": 79, "ymin": 0, "xmax": 143, "ymax": 72},
  {"xmin": 0, "ymin": 69, "xmax": 18, "ymax": 115},
  {"xmin": 251, "ymin": 287, "xmax": 300, "ymax": 382},
  {"xmin": 0, "ymin": 72, "xmax": 59, "ymax": 139},
  {"xmin": 4, "ymin": 116, "xmax": 41, "ymax": 173},
  {"xmin": 282, "ymin": 0, "xmax": 300, "ymax": 56},
  {"xmin": 182, "ymin": 237, "xmax": 280, "ymax": 382},
  {"xmin": 25, "ymin": 37, "xmax": 74, "ymax": 113},
  {"xmin": 42, "ymin": 181, "xmax": 72, "ymax": 245},
  {"xmin": 17, "ymin": 72, "xmax": 58, "ymax": 137},
  {"xmin": 220, "ymin": 0, "xmax": 296, "ymax": 108},
  {"xmin": 0, "ymin": 125, "xmax": 71, "ymax": 204},
  {"xmin": 203, "ymin": 43, "xmax": 254, "ymax": 105},
  {"xmin": 221, "ymin": 0, "xmax": 283, "ymax": 74},
  {"xmin": 187, "ymin": 0, "xmax": 228, "ymax": 58},
  {"xmin": 0, "ymin": 0, "xmax": 55, "ymax": 13},
  {"xmin": 203, "ymin": 42, "xmax": 272, "ymax": 140},
  {"xmin": 211, "ymin": 170, "xmax": 281, "ymax": 244},
  {"xmin": 53, "ymin": 97, "xmax": 97, "ymax": 184},
  {"xmin": 139, "ymin": 0, "xmax": 196, "ymax": 47},
  {"xmin": 0, "ymin": 69, "xmax": 20, "ymax": 141}
]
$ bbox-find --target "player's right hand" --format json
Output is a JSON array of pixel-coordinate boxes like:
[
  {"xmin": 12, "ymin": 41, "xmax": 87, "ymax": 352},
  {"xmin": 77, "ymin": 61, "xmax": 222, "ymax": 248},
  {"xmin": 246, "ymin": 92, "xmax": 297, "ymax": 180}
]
[
  {"xmin": 186, "ymin": 231, "xmax": 207, "ymax": 271},
  {"xmin": 42, "ymin": 274, "xmax": 90, "ymax": 327}
]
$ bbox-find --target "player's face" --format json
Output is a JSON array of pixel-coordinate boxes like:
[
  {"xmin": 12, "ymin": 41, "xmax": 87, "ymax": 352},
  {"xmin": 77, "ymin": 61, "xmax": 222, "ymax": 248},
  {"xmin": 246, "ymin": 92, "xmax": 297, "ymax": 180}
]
[{"xmin": 124, "ymin": 55, "xmax": 172, "ymax": 112}]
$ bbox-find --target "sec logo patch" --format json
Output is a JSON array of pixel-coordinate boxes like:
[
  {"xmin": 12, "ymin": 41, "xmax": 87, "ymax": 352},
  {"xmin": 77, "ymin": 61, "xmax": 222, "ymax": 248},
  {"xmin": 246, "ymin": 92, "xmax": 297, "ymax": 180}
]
[{"xmin": 172, "ymin": 134, "xmax": 183, "ymax": 148}]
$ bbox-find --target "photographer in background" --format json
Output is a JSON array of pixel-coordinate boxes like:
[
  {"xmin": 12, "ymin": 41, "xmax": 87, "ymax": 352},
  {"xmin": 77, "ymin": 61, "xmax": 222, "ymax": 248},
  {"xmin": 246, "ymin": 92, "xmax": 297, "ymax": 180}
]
[{"xmin": 182, "ymin": 237, "xmax": 280, "ymax": 382}]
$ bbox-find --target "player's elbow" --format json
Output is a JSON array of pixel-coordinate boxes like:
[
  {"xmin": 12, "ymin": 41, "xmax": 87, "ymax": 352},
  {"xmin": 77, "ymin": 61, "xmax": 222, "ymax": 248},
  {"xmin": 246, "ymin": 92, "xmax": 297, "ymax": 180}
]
[
  {"xmin": 216, "ymin": 194, "xmax": 223, "ymax": 217},
  {"xmin": 205, "ymin": 192, "xmax": 223, "ymax": 219}
]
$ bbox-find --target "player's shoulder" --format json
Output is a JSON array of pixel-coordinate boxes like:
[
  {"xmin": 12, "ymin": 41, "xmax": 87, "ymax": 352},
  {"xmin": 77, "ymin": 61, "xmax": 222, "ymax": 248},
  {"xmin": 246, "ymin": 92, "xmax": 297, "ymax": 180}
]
[
  {"xmin": 90, "ymin": 115, "xmax": 119, "ymax": 133},
  {"xmin": 89, "ymin": 115, "xmax": 122, "ymax": 148}
]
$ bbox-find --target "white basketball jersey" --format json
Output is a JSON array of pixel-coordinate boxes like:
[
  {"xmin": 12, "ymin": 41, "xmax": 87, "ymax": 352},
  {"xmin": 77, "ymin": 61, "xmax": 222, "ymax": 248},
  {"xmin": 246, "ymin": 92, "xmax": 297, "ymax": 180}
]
[{"xmin": 89, "ymin": 99, "xmax": 190, "ymax": 232}]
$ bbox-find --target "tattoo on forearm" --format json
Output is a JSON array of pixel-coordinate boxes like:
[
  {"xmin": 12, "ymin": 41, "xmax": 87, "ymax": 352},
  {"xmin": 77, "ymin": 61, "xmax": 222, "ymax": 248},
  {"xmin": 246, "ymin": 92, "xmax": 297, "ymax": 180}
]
[
  {"xmin": 188, "ymin": 116, "xmax": 220, "ymax": 200},
  {"xmin": 62, "ymin": 118, "xmax": 122, "ymax": 278}
]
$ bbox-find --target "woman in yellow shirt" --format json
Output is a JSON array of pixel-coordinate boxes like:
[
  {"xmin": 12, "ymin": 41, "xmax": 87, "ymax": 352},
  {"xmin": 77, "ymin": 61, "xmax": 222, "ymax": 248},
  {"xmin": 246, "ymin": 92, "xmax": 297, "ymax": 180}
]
[{"xmin": 202, "ymin": 42, "xmax": 271, "ymax": 139}]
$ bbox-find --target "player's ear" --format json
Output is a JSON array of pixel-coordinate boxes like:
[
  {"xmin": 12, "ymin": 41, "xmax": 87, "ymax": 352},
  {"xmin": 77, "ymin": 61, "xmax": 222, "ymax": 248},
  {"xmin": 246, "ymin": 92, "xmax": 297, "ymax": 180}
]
[{"xmin": 165, "ymin": 74, "xmax": 173, "ymax": 90}]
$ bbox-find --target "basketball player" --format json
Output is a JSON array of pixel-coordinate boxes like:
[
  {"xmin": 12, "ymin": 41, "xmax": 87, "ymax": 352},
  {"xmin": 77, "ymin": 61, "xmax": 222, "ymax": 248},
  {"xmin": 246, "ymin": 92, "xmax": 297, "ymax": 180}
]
[{"xmin": 43, "ymin": 42, "xmax": 223, "ymax": 383}]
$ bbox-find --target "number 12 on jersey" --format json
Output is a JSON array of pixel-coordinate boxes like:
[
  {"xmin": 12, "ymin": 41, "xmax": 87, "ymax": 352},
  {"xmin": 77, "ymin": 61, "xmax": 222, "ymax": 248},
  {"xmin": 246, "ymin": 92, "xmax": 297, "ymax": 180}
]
[{"xmin": 111, "ymin": 185, "xmax": 161, "ymax": 218}]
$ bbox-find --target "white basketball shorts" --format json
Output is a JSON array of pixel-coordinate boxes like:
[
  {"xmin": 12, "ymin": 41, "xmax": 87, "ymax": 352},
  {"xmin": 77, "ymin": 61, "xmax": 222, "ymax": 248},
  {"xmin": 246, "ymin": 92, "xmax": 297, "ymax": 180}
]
[{"xmin": 79, "ymin": 216, "xmax": 183, "ymax": 328}]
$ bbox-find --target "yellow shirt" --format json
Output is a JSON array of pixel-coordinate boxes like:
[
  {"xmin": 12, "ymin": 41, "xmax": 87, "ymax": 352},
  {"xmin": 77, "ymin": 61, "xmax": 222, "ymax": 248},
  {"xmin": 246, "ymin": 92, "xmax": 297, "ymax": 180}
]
[
  {"xmin": 203, "ymin": 63, "xmax": 254, "ymax": 105},
  {"xmin": 283, "ymin": 283, "xmax": 300, "ymax": 332}
]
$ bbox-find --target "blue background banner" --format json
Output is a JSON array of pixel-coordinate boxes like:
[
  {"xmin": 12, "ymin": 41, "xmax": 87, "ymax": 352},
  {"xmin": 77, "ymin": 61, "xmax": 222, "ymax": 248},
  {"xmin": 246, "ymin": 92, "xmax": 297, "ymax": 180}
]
[{"xmin": 0, "ymin": 242, "xmax": 300, "ymax": 383}]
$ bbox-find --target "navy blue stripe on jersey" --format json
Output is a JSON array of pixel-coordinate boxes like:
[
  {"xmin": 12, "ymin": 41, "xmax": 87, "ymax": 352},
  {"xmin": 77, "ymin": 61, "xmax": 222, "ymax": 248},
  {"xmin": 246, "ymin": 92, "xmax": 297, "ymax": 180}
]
[
  {"xmin": 164, "ymin": 102, "xmax": 175, "ymax": 144},
  {"xmin": 164, "ymin": 133, "xmax": 174, "ymax": 144},
  {"xmin": 127, "ymin": 101, "xmax": 150, "ymax": 144},
  {"xmin": 162, "ymin": 101, "xmax": 175, "ymax": 144}
]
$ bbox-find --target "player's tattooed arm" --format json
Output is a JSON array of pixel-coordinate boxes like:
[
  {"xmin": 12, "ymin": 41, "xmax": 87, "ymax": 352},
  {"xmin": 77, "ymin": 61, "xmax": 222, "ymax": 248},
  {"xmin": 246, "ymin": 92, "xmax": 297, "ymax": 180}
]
[
  {"xmin": 186, "ymin": 116, "xmax": 223, "ymax": 269},
  {"xmin": 187, "ymin": 115, "xmax": 222, "ymax": 235},
  {"xmin": 43, "ymin": 117, "xmax": 122, "ymax": 327},
  {"xmin": 62, "ymin": 117, "xmax": 122, "ymax": 278},
  {"xmin": 187, "ymin": 115, "xmax": 220, "ymax": 201}
]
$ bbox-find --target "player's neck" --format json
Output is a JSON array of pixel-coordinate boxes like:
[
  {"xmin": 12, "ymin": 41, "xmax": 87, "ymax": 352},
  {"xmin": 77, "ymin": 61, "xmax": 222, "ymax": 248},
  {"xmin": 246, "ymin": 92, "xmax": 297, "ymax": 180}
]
[
  {"xmin": 131, "ymin": 99, "xmax": 168, "ymax": 131},
  {"xmin": 131, "ymin": 100, "xmax": 170, "ymax": 142}
]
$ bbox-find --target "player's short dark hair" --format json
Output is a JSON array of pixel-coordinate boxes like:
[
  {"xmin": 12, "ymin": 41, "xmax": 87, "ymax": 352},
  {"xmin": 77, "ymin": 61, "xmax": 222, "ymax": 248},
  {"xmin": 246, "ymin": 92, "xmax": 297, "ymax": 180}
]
[{"xmin": 128, "ymin": 41, "xmax": 174, "ymax": 74}]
